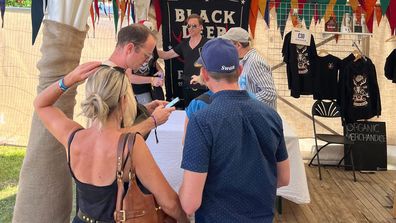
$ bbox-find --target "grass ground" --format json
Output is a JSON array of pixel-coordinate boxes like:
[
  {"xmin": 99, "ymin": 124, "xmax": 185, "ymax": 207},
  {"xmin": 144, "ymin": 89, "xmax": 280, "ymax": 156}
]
[{"xmin": 0, "ymin": 146, "xmax": 25, "ymax": 223}]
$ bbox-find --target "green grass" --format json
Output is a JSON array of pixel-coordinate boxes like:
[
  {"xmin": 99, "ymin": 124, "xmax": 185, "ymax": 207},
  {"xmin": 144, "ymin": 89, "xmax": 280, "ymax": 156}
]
[{"xmin": 0, "ymin": 146, "xmax": 26, "ymax": 223}]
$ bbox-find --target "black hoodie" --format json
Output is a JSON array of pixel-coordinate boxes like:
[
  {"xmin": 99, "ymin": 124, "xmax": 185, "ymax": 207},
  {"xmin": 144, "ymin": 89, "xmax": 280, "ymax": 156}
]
[{"xmin": 338, "ymin": 54, "xmax": 381, "ymax": 123}]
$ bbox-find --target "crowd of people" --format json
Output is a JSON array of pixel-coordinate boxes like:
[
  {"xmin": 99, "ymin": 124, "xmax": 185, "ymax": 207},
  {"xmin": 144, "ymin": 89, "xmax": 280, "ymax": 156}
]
[{"xmin": 20, "ymin": 14, "xmax": 290, "ymax": 223}]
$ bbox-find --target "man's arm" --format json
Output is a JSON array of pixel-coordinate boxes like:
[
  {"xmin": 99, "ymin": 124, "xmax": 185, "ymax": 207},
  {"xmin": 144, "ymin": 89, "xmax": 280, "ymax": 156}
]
[
  {"xmin": 249, "ymin": 61, "xmax": 277, "ymax": 108},
  {"xmin": 179, "ymin": 170, "xmax": 207, "ymax": 215},
  {"xmin": 277, "ymin": 159, "xmax": 290, "ymax": 188},
  {"xmin": 157, "ymin": 49, "xmax": 179, "ymax": 60}
]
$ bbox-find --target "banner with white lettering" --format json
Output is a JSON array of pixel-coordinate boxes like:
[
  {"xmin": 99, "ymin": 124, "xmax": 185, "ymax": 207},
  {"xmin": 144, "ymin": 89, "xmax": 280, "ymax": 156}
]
[
  {"xmin": 160, "ymin": 0, "xmax": 250, "ymax": 102},
  {"xmin": 344, "ymin": 121, "xmax": 387, "ymax": 171}
]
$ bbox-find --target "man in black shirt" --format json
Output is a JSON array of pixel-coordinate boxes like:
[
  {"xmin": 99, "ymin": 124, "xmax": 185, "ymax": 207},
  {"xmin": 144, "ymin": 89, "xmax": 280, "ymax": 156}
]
[{"xmin": 158, "ymin": 14, "xmax": 208, "ymax": 107}]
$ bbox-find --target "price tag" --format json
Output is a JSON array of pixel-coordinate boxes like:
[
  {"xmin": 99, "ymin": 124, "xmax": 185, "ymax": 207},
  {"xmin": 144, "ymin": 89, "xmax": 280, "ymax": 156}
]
[{"xmin": 290, "ymin": 29, "xmax": 311, "ymax": 46}]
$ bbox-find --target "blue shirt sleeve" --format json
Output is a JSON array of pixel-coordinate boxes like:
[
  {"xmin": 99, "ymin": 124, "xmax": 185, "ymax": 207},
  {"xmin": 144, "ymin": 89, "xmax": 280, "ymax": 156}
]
[
  {"xmin": 185, "ymin": 99, "xmax": 209, "ymax": 119},
  {"xmin": 275, "ymin": 126, "xmax": 288, "ymax": 162},
  {"xmin": 181, "ymin": 115, "xmax": 211, "ymax": 173}
]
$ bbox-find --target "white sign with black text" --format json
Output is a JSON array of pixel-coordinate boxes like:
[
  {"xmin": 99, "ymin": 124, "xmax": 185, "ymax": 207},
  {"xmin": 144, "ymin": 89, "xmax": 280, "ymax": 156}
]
[{"xmin": 291, "ymin": 29, "xmax": 311, "ymax": 46}]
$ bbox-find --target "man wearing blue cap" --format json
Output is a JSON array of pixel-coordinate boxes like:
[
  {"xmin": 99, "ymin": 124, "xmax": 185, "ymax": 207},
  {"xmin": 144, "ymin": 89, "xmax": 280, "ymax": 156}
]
[{"xmin": 179, "ymin": 38, "xmax": 290, "ymax": 223}]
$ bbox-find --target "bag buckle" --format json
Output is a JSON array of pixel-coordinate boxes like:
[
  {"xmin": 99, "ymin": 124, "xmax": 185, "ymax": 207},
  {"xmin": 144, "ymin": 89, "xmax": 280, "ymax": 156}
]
[{"xmin": 114, "ymin": 210, "xmax": 126, "ymax": 222}]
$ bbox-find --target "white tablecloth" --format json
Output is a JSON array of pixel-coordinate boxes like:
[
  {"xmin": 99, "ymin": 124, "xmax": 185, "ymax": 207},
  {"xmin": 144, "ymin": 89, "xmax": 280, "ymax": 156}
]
[{"xmin": 146, "ymin": 111, "xmax": 310, "ymax": 204}]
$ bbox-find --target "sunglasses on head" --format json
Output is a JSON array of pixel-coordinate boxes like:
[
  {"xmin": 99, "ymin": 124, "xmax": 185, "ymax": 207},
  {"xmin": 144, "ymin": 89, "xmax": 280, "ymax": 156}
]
[{"xmin": 187, "ymin": 24, "xmax": 198, "ymax": 29}]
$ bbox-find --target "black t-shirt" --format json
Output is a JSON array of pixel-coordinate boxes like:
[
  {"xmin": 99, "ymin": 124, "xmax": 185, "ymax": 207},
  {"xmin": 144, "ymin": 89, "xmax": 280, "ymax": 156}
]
[
  {"xmin": 132, "ymin": 48, "xmax": 160, "ymax": 94},
  {"xmin": 313, "ymin": 54, "xmax": 341, "ymax": 100},
  {"xmin": 282, "ymin": 31, "xmax": 317, "ymax": 98},
  {"xmin": 173, "ymin": 36, "xmax": 208, "ymax": 89},
  {"xmin": 385, "ymin": 49, "xmax": 396, "ymax": 83}
]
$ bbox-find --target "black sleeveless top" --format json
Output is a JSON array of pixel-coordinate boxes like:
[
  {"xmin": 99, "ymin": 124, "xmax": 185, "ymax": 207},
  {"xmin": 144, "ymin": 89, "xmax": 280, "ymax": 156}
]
[{"xmin": 68, "ymin": 128, "xmax": 117, "ymax": 223}]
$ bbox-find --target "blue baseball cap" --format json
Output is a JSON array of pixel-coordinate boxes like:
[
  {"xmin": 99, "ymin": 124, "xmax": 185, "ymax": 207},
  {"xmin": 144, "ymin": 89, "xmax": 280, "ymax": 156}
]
[{"xmin": 195, "ymin": 38, "xmax": 239, "ymax": 73}]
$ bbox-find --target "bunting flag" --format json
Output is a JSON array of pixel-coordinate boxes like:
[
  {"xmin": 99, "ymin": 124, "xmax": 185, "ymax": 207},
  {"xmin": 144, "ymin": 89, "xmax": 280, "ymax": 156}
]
[
  {"xmin": 127, "ymin": 1, "xmax": 131, "ymax": 25},
  {"xmin": 0, "ymin": 0, "xmax": 4, "ymax": 28},
  {"xmin": 276, "ymin": 1, "xmax": 290, "ymax": 38},
  {"xmin": 120, "ymin": 0, "xmax": 127, "ymax": 28},
  {"xmin": 153, "ymin": 0, "xmax": 162, "ymax": 30},
  {"xmin": 264, "ymin": 0, "xmax": 270, "ymax": 27},
  {"xmin": 94, "ymin": 0, "xmax": 100, "ymax": 22},
  {"xmin": 386, "ymin": 0, "xmax": 396, "ymax": 35},
  {"xmin": 31, "ymin": 0, "xmax": 47, "ymax": 45},
  {"xmin": 258, "ymin": 0, "xmax": 267, "ymax": 15},
  {"xmin": 375, "ymin": 5, "xmax": 382, "ymax": 26},
  {"xmin": 291, "ymin": 0, "xmax": 298, "ymax": 11},
  {"xmin": 297, "ymin": 0, "xmax": 307, "ymax": 15},
  {"xmin": 303, "ymin": 3, "xmax": 314, "ymax": 29},
  {"xmin": 249, "ymin": 0, "xmax": 259, "ymax": 38},
  {"xmin": 112, "ymin": 0, "xmax": 119, "ymax": 34},
  {"xmin": 349, "ymin": 0, "xmax": 359, "ymax": 12},
  {"xmin": 380, "ymin": 0, "xmax": 391, "ymax": 15},
  {"xmin": 316, "ymin": 0, "xmax": 329, "ymax": 22},
  {"xmin": 359, "ymin": 0, "xmax": 376, "ymax": 33},
  {"xmin": 324, "ymin": 0, "xmax": 336, "ymax": 24},
  {"xmin": 131, "ymin": 0, "xmax": 135, "ymax": 23},
  {"xmin": 314, "ymin": 3, "xmax": 319, "ymax": 24},
  {"xmin": 89, "ymin": 4, "xmax": 95, "ymax": 37}
]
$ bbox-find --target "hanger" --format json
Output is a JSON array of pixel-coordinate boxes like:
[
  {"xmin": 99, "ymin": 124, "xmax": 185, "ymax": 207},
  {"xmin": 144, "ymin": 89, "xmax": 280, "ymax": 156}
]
[
  {"xmin": 352, "ymin": 42, "xmax": 367, "ymax": 62},
  {"xmin": 385, "ymin": 36, "xmax": 396, "ymax": 42},
  {"xmin": 318, "ymin": 49, "xmax": 329, "ymax": 56}
]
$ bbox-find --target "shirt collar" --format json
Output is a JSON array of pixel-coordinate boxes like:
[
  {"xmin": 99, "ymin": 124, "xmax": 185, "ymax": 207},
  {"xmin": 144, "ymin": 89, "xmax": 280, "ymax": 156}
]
[{"xmin": 240, "ymin": 48, "xmax": 256, "ymax": 64}]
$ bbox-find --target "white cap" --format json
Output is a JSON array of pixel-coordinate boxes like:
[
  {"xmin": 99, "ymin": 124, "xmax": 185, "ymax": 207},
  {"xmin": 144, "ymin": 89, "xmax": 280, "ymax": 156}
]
[
  {"xmin": 139, "ymin": 20, "xmax": 154, "ymax": 31},
  {"xmin": 219, "ymin": 27, "xmax": 250, "ymax": 43}
]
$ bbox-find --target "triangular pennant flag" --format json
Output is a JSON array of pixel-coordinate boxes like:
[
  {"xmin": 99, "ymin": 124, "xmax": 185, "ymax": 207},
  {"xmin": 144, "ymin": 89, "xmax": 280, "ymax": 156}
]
[
  {"xmin": 349, "ymin": 0, "xmax": 359, "ymax": 12},
  {"xmin": 0, "ymin": 0, "xmax": 5, "ymax": 28},
  {"xmin": 130, "ymin": 0, "xmax": 135, "ymax": 23},
  {"xmin": 276, "ymin": 1, "xmax": 290, "ymax": 38},
  {"xmin": 303, "ymin": 3, "xmax": 314, "ymax": 29},
  {"xmin": 298, "ymin": 0, "xmax": 307, "ymax": 15},
  {"xmin": 264, "ymin": 0, "xmax": 270, "ymax": 28},
  {"xmin": 94, "ymin": 0, "xmax": 100, "ymax": 22},
  {"xmin": 314, "ymin": 3, "xmax": 319, "ymax": 24},
  {"xmin": 375, "ymin": 5, "xmax": 382, "ymax": 26},
  {"xmin": 101, "ymin": 0, "xmax": 108, "ymax": 16},
  {"xmin": 380, "ymin": 0, "xmax": 391, "ymax": 15},
  {"xmin": 90, "ymin": 4, "xmax": 95, "ymax": 37},
  {"xmin": 113, "ymin": 0, "xmax": 119, "ymax": 34},
  {"xmin": 317, "ymin": 0, "xmax": 329, "ymax": 22},
  {"xmin": 386, "ymin": 0, "xmax": 396, "ymax": 35},
  {"xmin": 127, "ymin": 0, "xmax": 131, "ymax": 25},
  {"xmin": 153, "ymin": 0, "xmax": 162, "ymax": 30},
  {"xmin": 249, "ymin": 0, "xmax": 260, "ymax": 38},
  {"xmin": 31, "ymin": 0, "xmax": 47, "ymax": 45},
  {"xmin": 291, "ymin": 0, "xmax": 298, "ymax": 11},
  {"xmin": 324, "ymin": 0, "xmax": 336, "ymax": 24},
  {"xmin": 258, "ymin": 0, "xmax": 267, "ymax": 16},
  {"xmin": 120, "ymin": 0, "xmax": 127, "ymax": 28}
]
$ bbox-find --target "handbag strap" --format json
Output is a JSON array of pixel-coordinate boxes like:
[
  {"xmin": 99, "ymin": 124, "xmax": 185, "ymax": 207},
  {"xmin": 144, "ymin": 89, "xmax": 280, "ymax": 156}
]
[{"xmin": 114, "ymin": 133, "xmax": 130, "ymax": 222}]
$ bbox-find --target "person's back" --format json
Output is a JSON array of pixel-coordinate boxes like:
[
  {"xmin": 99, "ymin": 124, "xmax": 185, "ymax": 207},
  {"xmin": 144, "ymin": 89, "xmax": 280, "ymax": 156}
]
[
  {"xmin": 183, "ymin": 90, "xmax": 286, "ymax": 222},
  {"xmin": 67, "ymin": 129, "xmax": 121, "ymax": 222},
  {"xmin": 179, "ymin": 38, "xmax": 289, "ymax": 223}
]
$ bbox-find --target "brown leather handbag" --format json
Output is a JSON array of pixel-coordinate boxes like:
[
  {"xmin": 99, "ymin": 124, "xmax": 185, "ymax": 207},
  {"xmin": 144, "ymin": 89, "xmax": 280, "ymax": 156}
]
[{"xmin": 113, "ymin": 133, "xmax": 175, "ymax": 223}]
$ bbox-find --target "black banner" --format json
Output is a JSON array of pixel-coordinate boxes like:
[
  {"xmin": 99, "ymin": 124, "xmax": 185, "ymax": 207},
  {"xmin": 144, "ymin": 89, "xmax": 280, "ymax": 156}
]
[
  {"xmin": 344, "ymin": 121, "xmax": 387, "ymax": 171},
  {"xmin": 160, "ymin": 0, "xmax": 251, "ymax": 101}
]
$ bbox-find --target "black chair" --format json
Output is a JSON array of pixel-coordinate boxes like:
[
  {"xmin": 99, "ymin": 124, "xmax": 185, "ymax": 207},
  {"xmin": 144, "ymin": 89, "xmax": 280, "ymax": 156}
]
[{"xmin": 308, "ymin": 100, "xmax": 356, "ymax": 182}]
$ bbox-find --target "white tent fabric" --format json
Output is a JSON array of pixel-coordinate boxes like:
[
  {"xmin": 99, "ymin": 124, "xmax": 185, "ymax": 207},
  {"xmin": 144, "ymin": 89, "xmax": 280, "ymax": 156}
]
[{"xmin": 46, "ymin": 0, "xmax": 92, "ymax": 30}]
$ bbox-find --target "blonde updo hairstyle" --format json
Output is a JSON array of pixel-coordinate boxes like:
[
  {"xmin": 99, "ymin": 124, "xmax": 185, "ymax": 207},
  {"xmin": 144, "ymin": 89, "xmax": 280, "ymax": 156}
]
[{"xmin": 81, "ymin": 66, "xmax": 137, "ymax": 128}]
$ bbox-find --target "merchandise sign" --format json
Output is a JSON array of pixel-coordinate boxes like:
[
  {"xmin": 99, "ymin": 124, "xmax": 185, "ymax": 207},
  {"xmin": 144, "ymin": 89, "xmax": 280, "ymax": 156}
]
[
  {"xmin": 160, "ymin": 0, "xmax": 250, "ymax": 102},
  {"xmin": 290, "ymin": 29, "xmax": 312, "ymax": 46},
  {"xmin": 344, "ymin": 121, "xmax": 387, "ymax": 171}
]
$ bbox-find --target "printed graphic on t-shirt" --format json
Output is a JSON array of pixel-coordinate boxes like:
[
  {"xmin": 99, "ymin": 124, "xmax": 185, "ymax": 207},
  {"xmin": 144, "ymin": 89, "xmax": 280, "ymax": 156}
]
[
  {"xmin": 296, "ymin": 45, "xmax": 310, "ymax": 74},
  {"xmin": 328, "ymin": 62, "xmax": 334, "ymax": 70},
  {"xmin": 352, "ymin": 74, "xmax": 369, "ymax": 107},
  {"xmin": 136, "ymin": 61, "xmax": 150, "ymax": 75}
]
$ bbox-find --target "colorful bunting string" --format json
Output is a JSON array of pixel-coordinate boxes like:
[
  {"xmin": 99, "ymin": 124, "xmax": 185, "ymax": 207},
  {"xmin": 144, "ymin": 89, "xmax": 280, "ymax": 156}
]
[
  {"xmin": 386, "ymin": 0, "xmax": 396, "ymax": 35},
  {"xmin": 276, "ymin": 1, "xmax": 290, "ymax": 38},
  {"xmin": 112, "ymin": 0, "xmax": 119, "ymax": 34},
  {"xmin": 89, "ymin": 4, "xmax": 95, "ymax": 37},
  {"xmin": 31, "ymin": 0, "xmax": 47, "ymax": 45},
  {"xmin": 375, "ymin": 5, "xmax": 382, "ymax": 26},
  {"xmin": 380, "ymin": 0, "xmax": 391, "ymax": 16},
  {"xmin": 153, "ymin": 0, "xmax": 162, "ymax": 30}
]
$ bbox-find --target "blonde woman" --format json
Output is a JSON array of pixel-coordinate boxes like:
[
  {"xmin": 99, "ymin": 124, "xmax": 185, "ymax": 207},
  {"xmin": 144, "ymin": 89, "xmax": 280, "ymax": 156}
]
[{"xmin": 34, "ymin": 62, "xmax": 189, "ymax": 223}]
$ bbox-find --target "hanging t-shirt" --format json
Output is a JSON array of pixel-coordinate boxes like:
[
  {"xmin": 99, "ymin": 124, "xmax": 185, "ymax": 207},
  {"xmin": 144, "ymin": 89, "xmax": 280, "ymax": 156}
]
[
  {"xmin": 338, "ymin": 55, "xmax": 381, "ymax": 123},
  {"xmin": 282, "ymin": 31, "xmax": 317, "ymax": 98},
  {"xmin": 173, "ymin": 36, "xmax": 208, "ymax": 89},
  {"xmin": 384, "ymin": 49, "xmax": 396, "ymax": 83},
  {"xmin": 313, "ymin": 54, "xmax": 341, "ymax": 100}
]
